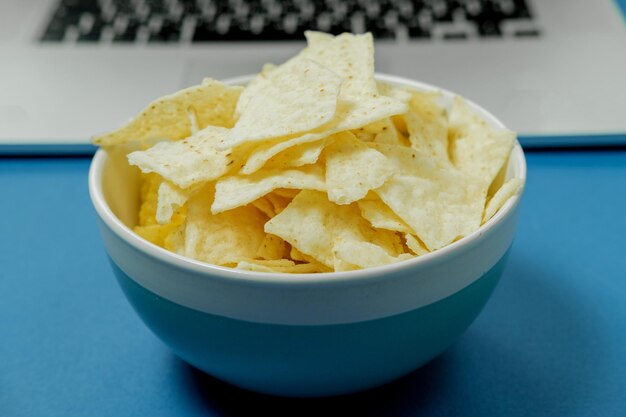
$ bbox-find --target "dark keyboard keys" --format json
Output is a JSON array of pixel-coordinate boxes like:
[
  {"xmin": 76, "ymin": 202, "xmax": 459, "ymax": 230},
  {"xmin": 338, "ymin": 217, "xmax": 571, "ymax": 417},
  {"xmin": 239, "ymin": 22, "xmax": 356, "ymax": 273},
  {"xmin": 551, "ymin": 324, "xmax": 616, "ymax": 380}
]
[
  {"xmin": 76, "ymin": 13, "xmax": 106, "ymax": 42},
  {"xmin": 467, "ymin": 2, "xmax": 504, "ymax": 37},
  {"xmin": 514, "ymin": 28, "xmax": 540, "ymax": 37},
  {"xmin": 149, "ymin": 18, "xmax": 182, "ymax": 42},
  {"xmin": 113, "ymin": 17, "xmax": 141, "ymax": 42},
  {"xmin": 192, "ymin": 18, "xmax": 221, "ymax": 42},
  {"xmin": 40, "ymin": 16, "xmax": 68, "ymax": 42},
  {"xmin": 39, "ymin": 0, "xmax": 540, "ymax": 43}
]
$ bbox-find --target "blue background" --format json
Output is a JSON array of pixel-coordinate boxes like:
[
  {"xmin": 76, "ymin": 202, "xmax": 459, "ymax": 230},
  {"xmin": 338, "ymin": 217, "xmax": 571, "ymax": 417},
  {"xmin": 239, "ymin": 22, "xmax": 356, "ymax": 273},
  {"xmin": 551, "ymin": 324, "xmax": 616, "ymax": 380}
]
[{"xmin": 1, "ymin": 150, "xmax": 625, "ymax": 416}]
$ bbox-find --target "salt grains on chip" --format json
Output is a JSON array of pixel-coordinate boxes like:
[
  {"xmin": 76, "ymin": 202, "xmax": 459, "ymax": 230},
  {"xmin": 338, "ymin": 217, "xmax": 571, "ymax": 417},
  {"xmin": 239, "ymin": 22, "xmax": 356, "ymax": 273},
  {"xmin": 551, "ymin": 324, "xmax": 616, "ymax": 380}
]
[
  {"xmin": 127, "ymin": 126, "xmax": 231, "ymax": 189},
  {"xmin": 211, "ymin": 165, "xmax": 325, "ymax": 214},
  {"xmin": 181, "ymin": 189, "xmax": 267, "ymax": 266},
  {"xmin": 238, "ymin": 32, "xmax": 407, "ymax": 174},
  {"xmin": 265, "ymin": 190, "xmax": 409, "ymax": 270},
  {"xmin": 357, "ymin": 199, "xmax": 414, "ymax": 234},
  {"xmin": 324, "ymin": 132, "xmax": 393, "ymax": 205},
  {"xmin": 372, "ymin": 143, "xmax": 486, "ymax": 251},
  {"xmin": 405, "ymin": 90, "xmax": 450, "ymax": 164},
  {"xmin": 448, "ymin": 96, "xmax": 515, "ymax": 187},
  {"xmin": 220, "ymin": 59, "xmax": 342, "ymax": 149},
  {"xmin": 94, "ymin": 31, "xmax": 522, "ymax": 274},
  {"xmin": 93, "ymin": 79, "xmax": 242, "ymax": 147}
]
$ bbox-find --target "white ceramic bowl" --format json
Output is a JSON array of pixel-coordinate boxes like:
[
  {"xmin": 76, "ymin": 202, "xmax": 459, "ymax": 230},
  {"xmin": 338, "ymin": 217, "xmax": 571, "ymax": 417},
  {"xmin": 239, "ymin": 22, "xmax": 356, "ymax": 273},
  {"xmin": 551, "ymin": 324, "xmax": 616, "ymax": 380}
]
[{"xmin": 89, "ymin": 74, "xmax": 526, "ymax": 397}]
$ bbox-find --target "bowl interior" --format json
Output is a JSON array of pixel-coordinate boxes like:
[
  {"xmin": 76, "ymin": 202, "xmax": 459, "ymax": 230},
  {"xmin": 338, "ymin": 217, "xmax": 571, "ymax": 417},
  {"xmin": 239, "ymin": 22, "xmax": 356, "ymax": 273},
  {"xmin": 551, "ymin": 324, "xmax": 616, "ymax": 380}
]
[{"xmin": 102, "ymin": 144, "xmax": 142, "ymax": 229}]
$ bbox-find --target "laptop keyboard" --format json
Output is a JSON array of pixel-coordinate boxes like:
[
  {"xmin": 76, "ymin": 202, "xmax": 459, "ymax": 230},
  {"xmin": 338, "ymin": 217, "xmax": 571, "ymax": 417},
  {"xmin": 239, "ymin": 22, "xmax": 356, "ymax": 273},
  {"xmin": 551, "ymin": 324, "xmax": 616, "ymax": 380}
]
[{"xmin": 40, "ymin": 0, "xmax": 540, "ymax": 43}]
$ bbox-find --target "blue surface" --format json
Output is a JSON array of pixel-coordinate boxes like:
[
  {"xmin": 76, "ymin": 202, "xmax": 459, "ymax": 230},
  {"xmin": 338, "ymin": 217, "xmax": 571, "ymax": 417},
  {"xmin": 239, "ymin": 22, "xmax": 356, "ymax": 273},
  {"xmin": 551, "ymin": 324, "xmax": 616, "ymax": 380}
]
[{"xmin": 1, "ymin": 152, "xmax": 626, "ymax": 415}]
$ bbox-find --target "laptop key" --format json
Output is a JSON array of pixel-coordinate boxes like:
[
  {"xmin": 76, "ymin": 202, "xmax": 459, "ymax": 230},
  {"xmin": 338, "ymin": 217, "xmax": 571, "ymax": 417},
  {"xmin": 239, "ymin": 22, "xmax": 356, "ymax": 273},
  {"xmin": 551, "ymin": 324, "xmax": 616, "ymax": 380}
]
[
  {"xmin": 149, "ymin": 18, "xmax": 182, "ymax": 42},
  {"xmin": 112, "ymin": 0, "xmax": 135, "ymax": 14},
  {"xmin": 40, "ymin": 15, "xmax": 69, "ymax": 42},
  {"xmin": 77, "ymin": 15, "xmax": 107, "ymax": 42},
  {"xmin": 193, "ymin": 19, "xmax": 221, "ymax": 41},
  {"xmin": 468, "ymin": 2, "xmax": 504, "ymax": 37},
  {"xmin": 145, "ymin": 0, "xmax": 168, "ymax": 15},
  {"xmin": 113, "ymin": 17, "xmax": 141, "ymax": 42}
]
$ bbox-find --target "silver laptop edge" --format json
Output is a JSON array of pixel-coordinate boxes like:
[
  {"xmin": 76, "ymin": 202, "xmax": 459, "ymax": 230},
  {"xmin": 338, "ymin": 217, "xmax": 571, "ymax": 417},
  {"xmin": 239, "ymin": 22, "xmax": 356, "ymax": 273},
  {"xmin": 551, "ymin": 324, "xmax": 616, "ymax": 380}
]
[{"xmin": 1, "ymin": 0, "xmax": 625, "ymax": 152}]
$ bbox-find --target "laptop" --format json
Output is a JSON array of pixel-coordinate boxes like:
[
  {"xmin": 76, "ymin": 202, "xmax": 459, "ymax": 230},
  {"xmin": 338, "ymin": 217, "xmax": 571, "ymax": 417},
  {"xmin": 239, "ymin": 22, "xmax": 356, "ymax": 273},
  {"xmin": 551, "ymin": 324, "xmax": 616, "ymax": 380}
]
[{"xmin": 1, "ymin": 0, "xmax": 625, "ymax": 153}]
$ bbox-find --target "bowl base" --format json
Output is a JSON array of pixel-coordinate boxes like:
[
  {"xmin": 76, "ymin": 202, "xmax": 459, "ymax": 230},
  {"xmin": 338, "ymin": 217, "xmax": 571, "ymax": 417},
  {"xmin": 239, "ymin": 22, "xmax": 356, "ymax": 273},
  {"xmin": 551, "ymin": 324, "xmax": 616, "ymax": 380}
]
[{"xmin": 109, "ymin": 250, "xmax": 509, "ymax": 397}]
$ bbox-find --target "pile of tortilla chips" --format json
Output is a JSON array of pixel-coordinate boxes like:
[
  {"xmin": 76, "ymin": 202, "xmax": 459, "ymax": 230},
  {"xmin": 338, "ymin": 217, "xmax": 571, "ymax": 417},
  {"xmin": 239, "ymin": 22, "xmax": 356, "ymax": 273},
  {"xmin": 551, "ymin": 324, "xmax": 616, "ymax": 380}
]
[{"xmin": 93, "ymin": 31, "xmax": 522, "ymax": 274}]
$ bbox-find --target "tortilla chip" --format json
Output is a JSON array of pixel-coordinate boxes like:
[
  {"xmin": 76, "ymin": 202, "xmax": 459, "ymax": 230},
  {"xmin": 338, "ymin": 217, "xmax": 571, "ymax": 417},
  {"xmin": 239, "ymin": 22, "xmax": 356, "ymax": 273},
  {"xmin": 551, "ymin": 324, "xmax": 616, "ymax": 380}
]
[
  {"xmin": 266, "ymin": 190, "xmax": 407, "ymax": 268},
  {"xmin": 324, "ymin": 132, "xmax": 393, "ymax": 204},
  {"xmin": 404, "ymin": 234, "xmax": 430, "ymax": 256},
  {"xmin": 212, "ymin": 165, "xmax": 325, "ymax": 214},
  {"xmin": 264, "ymin": 139, "xmax": 327, "ymax": 169},
  {"xmin": 256, "ymin": 234, "xmax": 289, "ymax": 260},
  {"xmin": 127, "ymin": 126, "xmax": 231, "ymax": 189},
  {"xmin": 222, "ymin": 58, "xmax": 343, "ymax": 148},
  {"xmin": 373, "ymin": 144, "xmax": 486, "ymax": 250},
  {"xmin": 405, "ymin": 90, "xmax": 450, "ymax": 164},
  {"xmin": 358, "ymin": 199, "xmax": 414, "ymax": 234},
  {"xmin": 448, "ymin": 96, "xmax": 515, "ymax": 187},
  {"xmin": 183, "ymin": 188, "xmax": 267, "ymax": 265},
  {"xmin": 241, "ymin": 94, "xmax": 407, "ymax": 174},
  {"xmin": 236, "ymin": 260, "xmax": 326, "ymax": 273},
  {"xmin": 234, "ymin": 63, "xmax": 277, "ymax": 118},
  {"xmin": 93, "ymin": 78, "xmax": 242, "ymax": 146},
  {"xmin": 155, "ymin": 180, "xmax": 193, "ymax": 225},
  {"xmin": 483, "ymin": 178, "xmax": 523, "ymax": 223}
]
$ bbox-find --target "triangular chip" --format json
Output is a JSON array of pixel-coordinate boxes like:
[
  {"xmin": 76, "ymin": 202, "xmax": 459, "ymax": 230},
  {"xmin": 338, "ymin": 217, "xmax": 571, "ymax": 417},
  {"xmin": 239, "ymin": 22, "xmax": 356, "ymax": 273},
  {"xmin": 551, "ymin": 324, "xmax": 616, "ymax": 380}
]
[
  {"xmin": 182, "ymin": 188, "xmax": 266, "ymax": 266},
  {"xmin": 333, "ymin": 240, "xmax": 413, "ymax": 270},
  {"xmin": 302, "ymin": 31, "xmax": 377, "ymax": 98},
  {"xmin": 263, "ymin": 139, "xmax": 327, "ymax": 170},
  {"xmin": 265, "ymin": 190, "xmax": 407, "ymax": 268},
  {"xmin": 241, "ymin": 95, "xmax": 407, "ymax": 174},
  {"xmin": 155, "ymin": 181, "xmax": 194, "ymax": 225},
  {"xmin": 372, "ymin": 118, "xmax": 407, "ymax": 146},
  {"xmin": 483, "ymin": 178, "xmax": 523, "ymax": 223},
  {"xmin": 212, "ymin": 165, "xmax": 325, "ymax": 214},
  {"xmin": 234, "ymin": 63, "xmax": 277, "ymax": 118},
  {"xmin": 373, "ymin": 144, "xmax": 485, "ymax": 251},
  {"xmin": 404, "ymin": 234, "xmax": 430, "ymax": 256},
  {"xmin": 251, "ymin": 197, "xmax": 275, "ymax": 218},
  {"xmin": 137, "ymin": 172, "xmax": 162, "ymax": 226},
  {"xmin": 264, "ymin": 191, "xmax": 337, "ymax": 267},
  {"xmin": 134, "ymin": 223, "xmax": 181, "ymax": 248},
  {"xmin": 237, "ymin": 32, "xmax": 407, "ymax": 174},
  {"xmin": 358, "ymin": 199, "xmax": 414, "ymax": 234},
  {"xmin": 127, "ymin": 126, "xmax": 231, "ymax": 189},
  {"xmin": 256, "ymin": 234, "xmax": 288, "ymax": 260},
  {"xmin": 405, "ymin": 90, "xmax": 450, "ymax": 163},
  {"xmin": 272, "ymin": 188, "xmax": 300, "ymax": 199},
  {"xmin": 377, "ymin": 82, "xmax": 412, "ymax": 103},
  {"xmin": 448, "ymin": 96, "xmax": 515, "ymax": 186},
  {"xmin": 236, "ymin": 260, "xmax": 326, "ymax": 274},
  {"xmin": 265, "ymin": 192, "xmax": 293, "ymax": 215},
  {"xmin": 324, "ymin": 132, "xmax": 393, "ymax": 204},
  {"xmin": 93, "ymin": 78, "xmax": 242, "ymax": 146},
  {"xmin": 220, "ymin": 59, "xmax": 342, "ymax": 149}
]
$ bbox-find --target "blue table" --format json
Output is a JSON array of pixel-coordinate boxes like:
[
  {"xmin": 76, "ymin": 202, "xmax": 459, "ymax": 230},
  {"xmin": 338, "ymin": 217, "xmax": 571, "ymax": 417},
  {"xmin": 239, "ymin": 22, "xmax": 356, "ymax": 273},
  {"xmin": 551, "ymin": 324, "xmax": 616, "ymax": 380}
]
[{"xmin": 1, "ymin": 151, "xmax": 625, "ymax": 416}]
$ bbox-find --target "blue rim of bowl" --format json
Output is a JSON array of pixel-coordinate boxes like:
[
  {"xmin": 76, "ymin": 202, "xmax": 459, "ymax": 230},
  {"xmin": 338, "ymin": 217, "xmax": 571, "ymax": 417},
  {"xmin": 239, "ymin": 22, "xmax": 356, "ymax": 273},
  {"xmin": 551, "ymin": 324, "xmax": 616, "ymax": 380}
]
[{"xmin": 88, "ymin": 73, "xmax": 527, "ymax": 288}]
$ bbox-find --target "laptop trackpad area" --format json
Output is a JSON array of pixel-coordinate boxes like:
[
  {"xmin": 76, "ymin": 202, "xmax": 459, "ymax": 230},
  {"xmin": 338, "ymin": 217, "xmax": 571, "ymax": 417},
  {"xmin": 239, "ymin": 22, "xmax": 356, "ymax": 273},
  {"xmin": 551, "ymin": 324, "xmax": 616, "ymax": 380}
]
[{"xmin": 182, "ymin": 44, "xmax": 303, "ymax": 87}]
